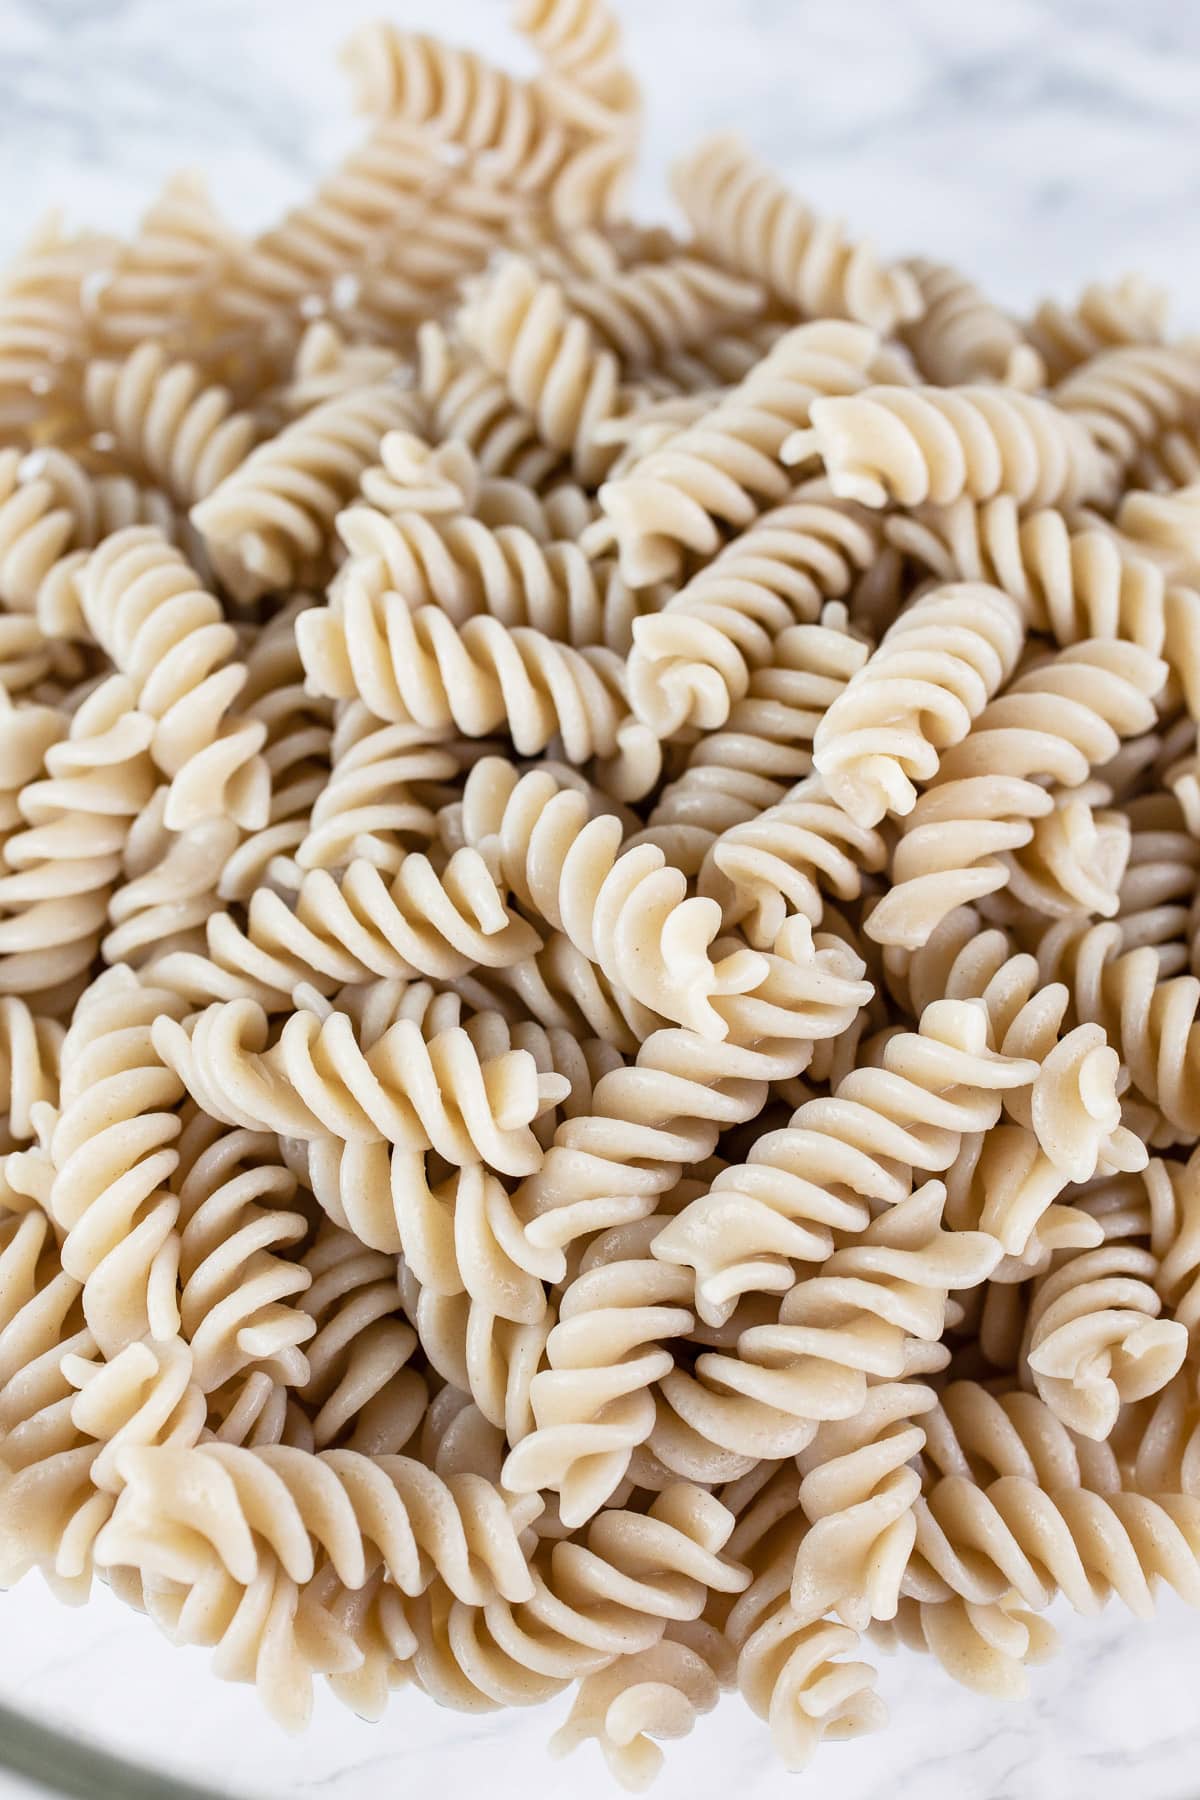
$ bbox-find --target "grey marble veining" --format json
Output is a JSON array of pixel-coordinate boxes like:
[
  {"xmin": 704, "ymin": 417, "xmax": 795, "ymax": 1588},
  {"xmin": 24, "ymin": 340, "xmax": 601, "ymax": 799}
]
[{"xmin": 1, "ymin": 1, "xmax": 1200, "ymax": 1795}]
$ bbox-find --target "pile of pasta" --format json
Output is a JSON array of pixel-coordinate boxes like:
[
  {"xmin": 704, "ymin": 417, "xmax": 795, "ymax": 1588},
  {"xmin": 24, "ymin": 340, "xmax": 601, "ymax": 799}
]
[{"xmin": 3, "ymin": 0, "xmax": 1200, "ymax": 1785}]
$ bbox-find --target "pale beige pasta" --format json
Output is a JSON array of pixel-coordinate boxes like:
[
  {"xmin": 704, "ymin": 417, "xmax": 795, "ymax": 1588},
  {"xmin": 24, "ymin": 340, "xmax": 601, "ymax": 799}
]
[
  {"xmin": 0, "ymin": 215, "xmax": 116, "ymax": 438},
  {"xmin": 902, "ymin": 258, "xmax": 1045, "ymax": 390},
  {"xmin": 812, "ymin": 582, "xmax": 1025, "ymax": 827},
  {"xmin": 45, "ymin": 967, "xmax": 189, "ymax": 1355},
  {"xmin": 639, "ymin": 607, "xmax": 869, "ymax": 870},
  {"xmin": 0, "ymin": 675, "xmax": 156, "ymax": 995},
  {"xmin": 5, "ymin": 0, "xmax": 1200, "ymax": 1778},
  {"xmin": 787, "ymin": 381, "xmax": 1115, "ymax": 512},
  {"xmin": 80, "ymin": 527, "xmax": 271, "ymax": 830},
  {"xmin": 84, "ymin": 343, "xmax": 260, "ymax": 506},
  {"xmin": 673, "ymin": 131, "xmax": 921, "ymax": 334},
  {"xmin": 191, "ymin": 382, "xmax": 421, "ymax": 597},
  {"xmin": 1052, "ymin": 344, "xmax": 1200, "ymax": 475},
  {"xmin": 83, "ymin": 172, "xmax": 236, "ymax": 358},
  {"xmin": 298, "ymin": 561, "xmax": 657, "ymax": 796},
  {"xmin": 598, "ymin": 321, "xmax": 887, "ymax": 585},
  {"xmin": 624, "ymin": 488, "xmax": 882, "ymax": 737},
  {"xmin": 653, "ymin": 998, "xmax": 1034, "ymax": 1334},
  {"xmin": 154, "ymin": 992, "xmax": 568, "ymax": 1176},
  {"xmin": 458, "ymin": 257, "xmax": 626, "ymax": 483},
  {"xmin": 867, "ymin": 640, "xmax": 1167, "ymax": 951},
  {"xmin": 888, "ymin": 495, "xmax": 1168, "ymax": 655},
  {"xmin": 1026, "ymin": 274, "xmax": 1169, "ymax": 383}
]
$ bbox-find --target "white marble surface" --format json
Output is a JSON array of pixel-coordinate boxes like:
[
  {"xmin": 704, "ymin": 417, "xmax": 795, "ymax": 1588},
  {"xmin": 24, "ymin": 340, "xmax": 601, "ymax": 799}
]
[{"xmin": 2, "ymin": 0, "xmax": 1200, "ymax": 1795}]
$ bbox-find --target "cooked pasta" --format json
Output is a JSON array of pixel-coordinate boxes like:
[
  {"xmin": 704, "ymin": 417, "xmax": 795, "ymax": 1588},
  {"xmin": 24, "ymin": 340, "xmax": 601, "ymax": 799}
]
[{"xmin": 3, "ymin": 1, "xmax": 1200, "ymax": 1785}]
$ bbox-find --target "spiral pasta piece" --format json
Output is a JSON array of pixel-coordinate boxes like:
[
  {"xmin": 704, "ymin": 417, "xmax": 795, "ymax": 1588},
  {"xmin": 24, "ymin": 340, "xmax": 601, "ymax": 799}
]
[
  {"xmin": 406, "ymin": 1485, "xmax": 746, "ymax": 1711},
  {"xmin": 83, "ymin": 172, "xmax": 236, "ymax": 358},
  {"xmin": 1026, "ymin": 275, "xmax": 1168, "ymax": 383},
  {"xmin": 624, "ymin": 488, "xmax": 882, "ymax": 736},
  {"xmin": 1033, "ymin": 914, "xmax": 1200, "ymax": 1144},
  {"xmin": 191, "ymin": 383, "xmax": 422, "ymax": 597},
  {"xmin": 726, "ymin": 1535, "xmax": 885, "ymax": 1774},
  {"xmin": 888, "ymin": 495, "xmax": 1168, "ymax": 655},
  {"xmin": 0, "ymin": 215, "xmax": 116, "ymax": 438},
  {"xmin": 154, "ymin": 992, "xmax": 569, "ymax": 1177},
  {"xmin": 787, "ymin": 381, "xmax": 1115, "ymax": 513},
  {"xmin": 1052, "ymin": 344, "xmax": 1200, "ymax": 475},
  {"xmin": 172, "ymin": 1112, "xmax": 316, "ymax": 1393},
  {"xmin": 417, "ymin": 323, "xmax": 567, "ymax": 488},
  {"xmin": 338, "ymin": 25, "xmax": 568, "ymax": 194},
  {"xmin": 505, "ymin": 916, "xmax": 871, "ymax": 1281},
  {"xmin": 44, "ymin": 968, "xmax": 189, "ymax": 1356},
  {"xmin": 0, "ymin": 1210, "xmax": 104, "ymax": 1600},
  {"xmin": 909, "ymin": 1472, "xmax": 1200, "ymax": 1620},
  {"xmin": 549, "ymin": 1628, "xmax": 729, "ymax": 1789},
  {"xmin": 453, "ymin": 757, "xmax": 769, "ymax": 1037},
  {"xmin": 0, "ymin": 675, "xmax": 156, "ymax": 996},
  {"xmin": 457, "ymin": 257, "xmax": 626, "ymax": 483},
  {"xmin": 871, "ymin": 1593, "xmax": 1059, "ymax": 1700},
  {"xmin": 699, "ymin": 775, "xmax": 889, "ymax": 951},
  {"xmin": 653, "ymin": 1182, "xmax": 1000, "ymax": 1480},
  {"xmin": 653, "ymin": 997, "xmax": 1035, "ymax": 1333},
  {"xmin": 336, "ymin": 500, "xmax": 646, "ymax": 651},
  {"xmin": 145, "ymin": 839, "xmax": 542, "ymax": 1012},
  {"xmin": 598, "ymin": 322, "xmax": 887, "ymax": 586},
  {"xmin": 673, "ymin": 131, "xmax": 920, "ymax": 334},
  {"xmin": 640, "ymin": 609, "xmax": 869, "ymax": 868},
  {"xmin": 84, "ymin": 342, "xmax": 260, "ymax": 506},
  {"xmin": 902, "ymin": 258, "xmax": 1045, "ymax": 390},
  {"xmin": 790, "ymin": 1380, "xmax": 938, "ymax": 1629},
  {"xmin": 298, "ymin": 563, "xmax": 655, "ymax": 794},
  {"xmin": 558, "ymin": 254, "xmax": 764, "ymax": 369},
  {"xmin": 295, "ymin": 1228, "xmax": 427, "ymax": 1455},
  {"xmin": 866, "ymin": 640, "xmax": 1167, "ymax": 951},
  {"xmin": 1021, "ymin": 1243, "xmax": 1187, "ymax": 1441},
  {"xmin": 813, "ymin": 582, "xmax": 1025, "ymax": 827},
  {"xmin": 79, "ymin": 527, "xmax": 270, "ymax": 831},
  {"xmin": 96, "ymin": 1434, "xmax": 546, "ymax": 1610}
]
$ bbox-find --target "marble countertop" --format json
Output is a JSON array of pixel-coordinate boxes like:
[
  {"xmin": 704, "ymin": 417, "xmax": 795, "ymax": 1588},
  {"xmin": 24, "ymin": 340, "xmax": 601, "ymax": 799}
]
[{"xmin": 2, "ymin": 0, "xmax": 1200, "ymax": 1795}]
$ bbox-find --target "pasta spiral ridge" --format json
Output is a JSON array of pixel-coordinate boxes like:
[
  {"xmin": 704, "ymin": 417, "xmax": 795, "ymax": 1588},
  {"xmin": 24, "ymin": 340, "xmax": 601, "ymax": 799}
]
[
  {"xmin": 452, "ymin": 756, "xmax": 771, "ymax": 1036},
  {"xmin": 812, "ymin": 581, "xmax": 1026, "ymax": 827},
  {"xmin": 1052, "ymin": 344, "xmax": 1200, "ymax": 475},
  {"xmin": 191, "ymin": 383, "xmax": 422, "ymax": 597},
  {"xmin": 45, "ymin": 967, "xmax": 190, "ymax": 1356},
  {"xmin": 652, "ymin": 996, "xmax": 1035, "ymax": 1332},
  {"xmin": 336, "ymin": 500, "xmax": 646, "ymax": 652},
  {"xmin": 405, "ymin": 1484, "xmax": 747, "ymax": 1711},
  {"xmin": 173, "ymin": 1112, "xmax": 316, "ymax": 1394},
  {"xmin": 153, "ymin": 992, "xmax": 569, "ymax": 1177},
  {"xmin": 902, "ymin": 258, "xmax": 1045, "ymax": 390},
  {"xmin": 624, "ymin": 489, "xmax": 882, "ymax": 736},
  {"xmin": 84, "ymin": 343, "xmax": 260, "ymax": 507},
  {"xmin": 504, "ymin": 914, "xmax": 871, "ymax": 1273},
  {"xmin": 1021, "ymin": 1242, "xmax": 1187, "ymax": 1442},
  {"xmin": 787, "ymin": 382, "xmax": 1115, "ymax": 512},
  {"xmin": 79, "ymin": 527, "xmax": 271, "ymax": 831},
  {"xmin": 83, "ymin": 172, "xmax": 235, "ymax": 358},
  {"xmin": 0, "ymin": 675, "xmax": 156, "ymax": 995},
  {"xmin": 457, "ymin": 257, "xmax": 626, "ymax": 483},
  {"xmin": 598, "ymin": 322, "xmax": 888, "ymax": 586},
  {"xmin": 672, "ymin": 131, "xmax": 921, "ymax": 334},
  {"xmin": 639, "ymin": 609, "xmax": 869, "ymax": 869},
  {"xmin": 888, "ymin": 495, "xmax": 1168, "ymax": 655},
  {"xmin": 298, "ymin": 562, "xmax": 657, "ymax": 795},
  {"xmin": 867, "ymin": 639, "xmax": 1167, "ymax": 951},
  {"xmin": 1026, "ymin": 276, "xmax": 1168, "ymax": 383},
  {"xmin": 698, "ymin": 775, "xmax": 890, "ymax": 951}
]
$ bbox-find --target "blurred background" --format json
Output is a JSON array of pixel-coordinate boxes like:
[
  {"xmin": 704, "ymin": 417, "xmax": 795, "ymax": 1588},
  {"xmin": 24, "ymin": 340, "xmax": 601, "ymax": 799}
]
[
  {"xmin": 2, "ymin": 1, "xmax": 1200, "ymax": 1796},
  {"xmin": 5, "ymin": 0, "xmax": 1200, "ymax": 312}
]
